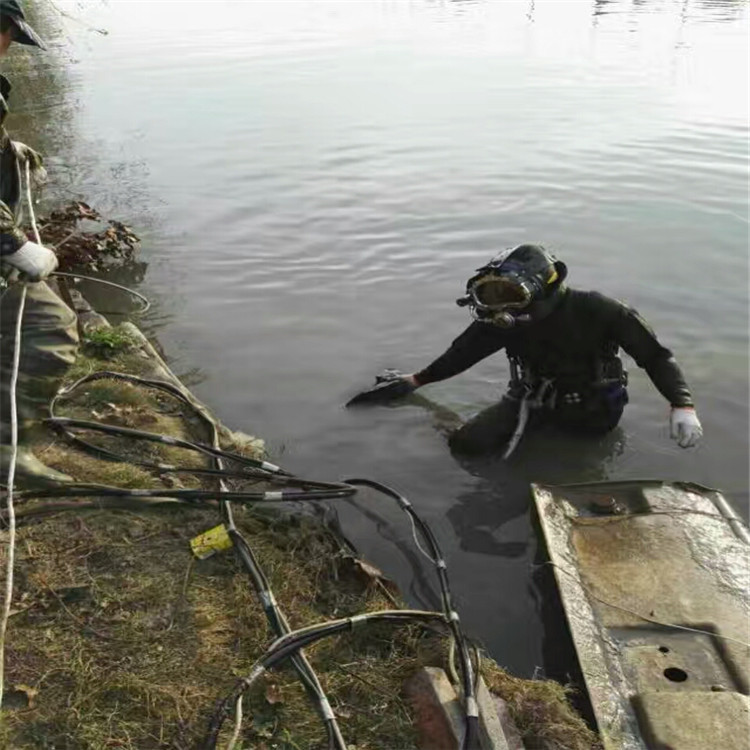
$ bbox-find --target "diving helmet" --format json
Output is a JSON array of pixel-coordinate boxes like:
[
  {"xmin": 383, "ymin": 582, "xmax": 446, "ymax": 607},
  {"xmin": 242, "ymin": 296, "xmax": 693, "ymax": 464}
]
[{"xmin": 457, "ymin": 244, "xmax": 567, "ymax": 327}]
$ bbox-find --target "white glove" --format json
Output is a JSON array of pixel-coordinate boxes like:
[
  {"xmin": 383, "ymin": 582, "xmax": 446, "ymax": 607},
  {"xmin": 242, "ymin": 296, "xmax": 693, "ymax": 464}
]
[
  {"xmin": 2, "ymin": 241, "xmax": 58, "ymax": 282},
  {"xmin": 670, "ymin": 407, "xmax": 703, "ymax": 448}
]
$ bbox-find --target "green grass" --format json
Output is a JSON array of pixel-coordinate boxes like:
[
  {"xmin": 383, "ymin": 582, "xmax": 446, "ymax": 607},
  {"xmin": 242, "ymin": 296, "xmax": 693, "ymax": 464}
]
[{"xmin": 81, "ymin": 326, "xmax": 138, "ymax": 359}]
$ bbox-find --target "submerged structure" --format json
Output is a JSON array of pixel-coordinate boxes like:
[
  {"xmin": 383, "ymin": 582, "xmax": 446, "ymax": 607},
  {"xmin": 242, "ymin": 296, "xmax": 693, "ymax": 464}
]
[{"xmin": 533, "ymin": 479, "xmax": 750, "ymax": 750}]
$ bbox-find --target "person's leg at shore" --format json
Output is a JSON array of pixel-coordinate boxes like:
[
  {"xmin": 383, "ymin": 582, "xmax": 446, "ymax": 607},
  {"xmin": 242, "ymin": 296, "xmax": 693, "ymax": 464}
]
[{"xmin": 0, "ymin": 279, "xmax": 79, "ymax": 484}]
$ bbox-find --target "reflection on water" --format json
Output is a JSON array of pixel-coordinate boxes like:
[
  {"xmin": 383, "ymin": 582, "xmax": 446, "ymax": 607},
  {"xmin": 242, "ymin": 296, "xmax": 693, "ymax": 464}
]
[
  {"xmin": 9, "ymin": 0, "xmax": 748, "ymax": 676},
  {"xmin": 448, "ymin": 426, "xmax": 626, "ymax": 558}
]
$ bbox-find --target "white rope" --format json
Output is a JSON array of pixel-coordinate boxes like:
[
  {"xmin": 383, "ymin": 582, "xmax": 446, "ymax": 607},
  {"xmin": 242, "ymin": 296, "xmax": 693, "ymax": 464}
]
[
  {"xmin": 503, "ymin": 378, "xmax": 554, "ymax": 459},
  {"xmin": 225, "ymin": 695, "xmax": 243, "ymax": 750},
  {"xmin": 0, "ymin": 283, "xmax": 27, "ymax": 710},
  {"xmin": 0, "ymin": 160, "xmax": 40, "ymax": 708},
  {"xmin": 25, "ymin": 161, "xmax": 42, "ymax": 245},
  {"xmin": 502, "ymin": 396, "xmax": 530, "ymax": 460}
]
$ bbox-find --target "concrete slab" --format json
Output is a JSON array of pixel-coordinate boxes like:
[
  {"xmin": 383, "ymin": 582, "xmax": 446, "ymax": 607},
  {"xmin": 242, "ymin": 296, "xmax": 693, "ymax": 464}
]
[
  {"xmin": 404, "ymin": 667, "xmax": 524, "ymax": 750},
  {"xmin": 531, "ymin": 480, "xmax": 750, "ymax": 750},
  {"xmin": 633, "ymin": 691, "xmax": 750, "ymax": 750},
  {"xmin": 404, "ymin": 666, "xmax": 463, "ymax": 750}
]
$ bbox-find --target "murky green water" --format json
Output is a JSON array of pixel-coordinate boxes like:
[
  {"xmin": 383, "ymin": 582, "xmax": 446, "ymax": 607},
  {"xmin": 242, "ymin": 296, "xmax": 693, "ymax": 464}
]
[{"xmin": 8, "ymin": 0, "xmax": 748, "ymax": 676}]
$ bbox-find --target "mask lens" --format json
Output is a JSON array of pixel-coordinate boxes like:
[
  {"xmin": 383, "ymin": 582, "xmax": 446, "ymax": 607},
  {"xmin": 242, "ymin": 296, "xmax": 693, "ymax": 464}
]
[{"xmin": 472, "ymin": 276, "xmax": 529, "ymax": 308}]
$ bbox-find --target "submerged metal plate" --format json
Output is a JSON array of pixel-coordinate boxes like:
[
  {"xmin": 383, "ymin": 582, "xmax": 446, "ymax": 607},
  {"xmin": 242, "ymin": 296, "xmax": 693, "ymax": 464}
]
[{"xmin": 532, "ymin": 480, "xmax": 750, "ymax": 750}]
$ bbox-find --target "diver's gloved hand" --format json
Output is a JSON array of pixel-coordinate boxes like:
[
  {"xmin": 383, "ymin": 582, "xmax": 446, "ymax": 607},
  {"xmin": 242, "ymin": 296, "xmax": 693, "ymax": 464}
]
[
  {"xmin": 670, "ymin": 407, "xmax": 703, "ymax": 448},
  {"xmin": 346, "ymin": 369, "xmax": 418, "ymax": 407},
  {"xmin": 2, "ymin": 240, "xmax": 58, "ymax": 281}
]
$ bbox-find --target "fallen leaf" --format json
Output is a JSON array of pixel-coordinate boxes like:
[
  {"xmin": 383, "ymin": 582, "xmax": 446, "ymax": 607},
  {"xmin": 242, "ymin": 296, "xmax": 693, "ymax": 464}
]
[{"xmin": 264, "ymin": 681, "xmax": 284, "ymax": 705}]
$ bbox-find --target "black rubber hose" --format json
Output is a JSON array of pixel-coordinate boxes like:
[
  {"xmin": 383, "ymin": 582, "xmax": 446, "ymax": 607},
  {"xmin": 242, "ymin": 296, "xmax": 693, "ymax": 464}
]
[
  {"xmin": 201, "ymin": 610, "xmax": 448, "ymax": 750},
  {"xmin": 49, "ymin": 371, "xmax": 290, "ymax": 477},
  {"xmin": 52, "ymin": 372, "xmax": 348, "ymax": 747},
  {"xmin": 341, "ymin": 478, "xmax": 481, "ymax": 750},
  {"xmin": 30, "ymin": 369, "xmax": 477, "ymax": 748},
  {"xmin": 10, "ymin": 483, "xmax": 356, "ymax": 503},
  {"xmin": 40, "ymin": 286, "xmax": 348, "ymax": 746}
]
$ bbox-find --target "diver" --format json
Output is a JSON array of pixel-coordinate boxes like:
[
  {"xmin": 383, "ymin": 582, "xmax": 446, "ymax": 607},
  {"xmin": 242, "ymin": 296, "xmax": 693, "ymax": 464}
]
[
  {"xmin": 0, "ymin": 0, "xmax": 79, "ymax": 485},
  {"xmin": 347, "ymin": 244, "xmax": 703, "ymax": 457}
]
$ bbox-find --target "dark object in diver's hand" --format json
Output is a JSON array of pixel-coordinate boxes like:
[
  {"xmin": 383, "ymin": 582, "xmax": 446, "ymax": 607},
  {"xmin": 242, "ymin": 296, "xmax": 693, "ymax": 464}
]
[{"xmin": 346, "ymin": 369, "xmax": 416, "ymax": 407}]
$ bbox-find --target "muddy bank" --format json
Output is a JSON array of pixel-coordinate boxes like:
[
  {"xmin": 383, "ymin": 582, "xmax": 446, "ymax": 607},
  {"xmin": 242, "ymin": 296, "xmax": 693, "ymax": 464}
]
[{"xmin": 0, "ymin": 279, "xmax": 601, "ymax": 748}]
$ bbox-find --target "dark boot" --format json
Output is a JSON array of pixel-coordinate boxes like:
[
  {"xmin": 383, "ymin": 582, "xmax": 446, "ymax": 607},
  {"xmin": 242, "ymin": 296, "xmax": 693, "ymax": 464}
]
[{"xmin": 0, "ymin": 280, "xmax": 79, "ymax": 487}]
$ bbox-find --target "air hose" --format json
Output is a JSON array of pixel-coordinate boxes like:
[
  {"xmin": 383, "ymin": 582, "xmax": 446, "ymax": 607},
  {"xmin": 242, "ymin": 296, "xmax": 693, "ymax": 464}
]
[
  {"xmin": 50, "ymin": 375, "xmax": 349, "ymax": 748},
  {"xmin": 342, "ymin": 479, "xmax": 481, "ymax": 747},
  {"xmin": 8, "ymin": 409, "xmax": 483, "ymax": 749},
  {"xmin": 200, "ymin": 609, "xmax": 450, "ymax": 750},
  {"xmin": 52, "ymin": 271, "xmax": 151, "ymax": 314}
]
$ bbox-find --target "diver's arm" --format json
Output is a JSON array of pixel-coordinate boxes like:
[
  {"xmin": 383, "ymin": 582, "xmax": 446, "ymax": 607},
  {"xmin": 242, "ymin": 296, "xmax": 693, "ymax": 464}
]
[
  {"xmin": 603, "ymin": 295, "xmax": 702, "ymax": 447},
  {"xmin": 412, "ymin": 321, "xmax": 506, "ymax": 386},
  {"xmin": 610, "ymin": 301, "xmax": 694, "ymax": 407}
]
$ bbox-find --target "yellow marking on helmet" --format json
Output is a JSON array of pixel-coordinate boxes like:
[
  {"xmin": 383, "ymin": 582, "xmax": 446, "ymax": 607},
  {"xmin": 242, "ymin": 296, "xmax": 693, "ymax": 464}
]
[{"xmin": 546, "ymin": 268, "xmax": 558, "ymax": 285}]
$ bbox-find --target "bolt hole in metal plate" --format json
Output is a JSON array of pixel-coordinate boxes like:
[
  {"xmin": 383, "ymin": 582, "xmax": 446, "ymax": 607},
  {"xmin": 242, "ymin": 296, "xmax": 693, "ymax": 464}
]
[
  {"xmin": 611, "ymin": 627, "xmax": 748, "ymax": 694},
  {"xmin": 664, "ymin": 667, "xmax": 689, "ymax": 683}
]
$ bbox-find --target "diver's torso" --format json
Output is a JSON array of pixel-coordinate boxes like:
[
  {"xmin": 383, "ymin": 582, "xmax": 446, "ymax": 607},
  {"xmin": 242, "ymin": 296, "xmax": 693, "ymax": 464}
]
[{"xmin": 503, "ymin": 289, "xmax": 622, "ymax": 387}]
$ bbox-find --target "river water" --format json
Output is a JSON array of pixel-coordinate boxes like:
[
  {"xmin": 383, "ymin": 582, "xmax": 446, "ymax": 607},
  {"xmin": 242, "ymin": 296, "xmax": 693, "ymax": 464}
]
[{"xmin": 8, "ymin": 0, "xmax": 748, "ymax": 677}]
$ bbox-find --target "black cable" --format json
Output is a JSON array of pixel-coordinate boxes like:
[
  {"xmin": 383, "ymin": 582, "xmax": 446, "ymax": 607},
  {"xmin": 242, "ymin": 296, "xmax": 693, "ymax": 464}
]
[
  {"xmin": 225, "ymin": 527, "xmax": 347, "ymax": 750},
  {"xmin": 342, "ymin": 479, "xmax": 481, "ymax": 750},
  {"xmin": 49, "ymin": 371, "xmax": 289, "ymax": 478},
  {"xmin": 201, "ymin": 610, "xmax": 449, "ymax": 750},
  {"xmin": 11, "ymin": 483, "xmax": 355, "ymax": 503},
  {"xmin": 10, "ymin": 359, "xmax": 482, "ymax": 748},
  {"xmin": 49, "ymin": 369, "xmax": 348, "ymax": 749}
]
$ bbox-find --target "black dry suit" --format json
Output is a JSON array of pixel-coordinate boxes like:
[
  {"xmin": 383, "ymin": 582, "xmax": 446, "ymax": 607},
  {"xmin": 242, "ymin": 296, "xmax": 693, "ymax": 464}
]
[{"xmin": 413, "ymin": 287, "xmax": 693, "ymax": 455}]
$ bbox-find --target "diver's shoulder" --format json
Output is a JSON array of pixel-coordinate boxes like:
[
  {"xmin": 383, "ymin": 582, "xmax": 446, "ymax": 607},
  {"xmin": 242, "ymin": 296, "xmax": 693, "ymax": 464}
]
[{"xmin": 565, "ymin": 288, "xmax": 626, "ymax": 315}]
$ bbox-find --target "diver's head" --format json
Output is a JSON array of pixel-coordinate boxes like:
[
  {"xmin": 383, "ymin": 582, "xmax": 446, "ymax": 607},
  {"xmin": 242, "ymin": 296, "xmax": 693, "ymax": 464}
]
[
  {"xmin": 456, "ymin": 244, "xmax": 567, "ymax": 328},
  {"xmin": 0, "ymin": 1, "xmax": 46, "ymax": 57}
]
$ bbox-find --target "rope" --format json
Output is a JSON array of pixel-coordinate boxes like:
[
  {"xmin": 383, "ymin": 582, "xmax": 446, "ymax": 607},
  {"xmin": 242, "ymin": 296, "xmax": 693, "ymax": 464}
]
[
  {"xmin": 502, "ymin": 378, "xmax": 553, "ymax": 459},
  {"xmin": 0, "ymin": 284, "xmax": 26, "ymax": 711},
  {"xmin": 0, "ymin": 159, "xmax": 37, "ymax": 709},
  {"xmin": 26, "ymin": 161, "xmax": 42, "ymax": 246}
]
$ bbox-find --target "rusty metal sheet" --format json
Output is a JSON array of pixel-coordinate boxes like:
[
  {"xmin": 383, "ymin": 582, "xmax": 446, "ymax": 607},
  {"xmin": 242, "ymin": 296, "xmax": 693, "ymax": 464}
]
[{"xmin": 531, "ymin": 480, "xmax": 750, "ymax": 750}]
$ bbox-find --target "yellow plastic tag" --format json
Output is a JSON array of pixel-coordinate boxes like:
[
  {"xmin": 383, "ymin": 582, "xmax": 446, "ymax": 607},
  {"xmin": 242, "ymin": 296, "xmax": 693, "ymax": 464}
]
[{"xmin": 190, "ymin": 524, "xmax": 232, "ymax": 560}]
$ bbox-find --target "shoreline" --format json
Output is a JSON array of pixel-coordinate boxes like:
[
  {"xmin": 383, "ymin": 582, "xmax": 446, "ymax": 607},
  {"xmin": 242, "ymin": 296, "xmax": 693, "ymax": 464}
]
[{"xmin": 0, "ymin": 286, "xmax": 601, "ymax": 749}]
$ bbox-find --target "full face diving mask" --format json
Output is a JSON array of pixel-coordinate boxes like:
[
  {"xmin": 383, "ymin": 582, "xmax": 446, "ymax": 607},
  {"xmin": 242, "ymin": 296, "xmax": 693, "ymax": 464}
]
[{"xmin": 456, "ymin": 246, "xmax": 562, "ymax": 328}]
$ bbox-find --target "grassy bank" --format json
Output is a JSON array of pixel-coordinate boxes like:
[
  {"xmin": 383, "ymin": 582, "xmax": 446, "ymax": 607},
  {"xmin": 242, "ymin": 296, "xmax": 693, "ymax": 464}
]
[{"xmin": 0, "ymin": 320, "xmax": 602, "ymax": 749}]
